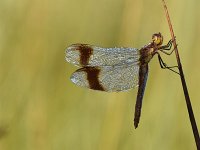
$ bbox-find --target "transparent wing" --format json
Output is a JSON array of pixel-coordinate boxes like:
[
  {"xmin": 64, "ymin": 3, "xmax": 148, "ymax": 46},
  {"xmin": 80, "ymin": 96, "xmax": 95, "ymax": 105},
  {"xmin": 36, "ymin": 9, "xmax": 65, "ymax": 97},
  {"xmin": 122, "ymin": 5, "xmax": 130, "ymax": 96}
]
[
  {"xmin": 70, "ymin": 63, "xmax": 139, "ymax": 92},
  {"xmin": 66, "ymin": 44, "xmax": 139, "ymax": 67}
]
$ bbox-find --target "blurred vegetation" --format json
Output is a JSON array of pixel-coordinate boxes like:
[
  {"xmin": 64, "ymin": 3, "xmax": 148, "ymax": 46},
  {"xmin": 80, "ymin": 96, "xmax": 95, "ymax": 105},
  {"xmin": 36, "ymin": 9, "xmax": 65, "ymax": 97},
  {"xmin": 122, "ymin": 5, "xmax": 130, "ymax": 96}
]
[{"xmin": 0, "ymin": 0, "xmax": 200, "ymax": 149}]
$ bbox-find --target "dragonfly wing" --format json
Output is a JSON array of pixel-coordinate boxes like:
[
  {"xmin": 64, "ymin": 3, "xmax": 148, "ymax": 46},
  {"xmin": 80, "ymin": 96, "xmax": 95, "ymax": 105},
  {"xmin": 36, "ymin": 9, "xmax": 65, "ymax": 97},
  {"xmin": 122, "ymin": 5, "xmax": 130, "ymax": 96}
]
[
  {"xmin": 134, "ymin": 64, "xmax": 149, "ymax": 128},
  {"xmin": 70, "ymin": 64, "xmax": 139, "ymax": 92},
  {"xmin": 66, "ymin": 44, "xmax": 139, "ymax": 67}
]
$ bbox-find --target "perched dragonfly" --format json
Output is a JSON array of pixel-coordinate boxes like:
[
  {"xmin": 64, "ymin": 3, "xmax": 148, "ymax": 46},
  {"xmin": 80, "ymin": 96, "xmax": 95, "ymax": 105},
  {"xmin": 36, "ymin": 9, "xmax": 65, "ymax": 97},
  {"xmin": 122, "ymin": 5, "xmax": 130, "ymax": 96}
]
[{"xmin": 65, "ymin": 32, "xmax": 178, "ymax": 128}]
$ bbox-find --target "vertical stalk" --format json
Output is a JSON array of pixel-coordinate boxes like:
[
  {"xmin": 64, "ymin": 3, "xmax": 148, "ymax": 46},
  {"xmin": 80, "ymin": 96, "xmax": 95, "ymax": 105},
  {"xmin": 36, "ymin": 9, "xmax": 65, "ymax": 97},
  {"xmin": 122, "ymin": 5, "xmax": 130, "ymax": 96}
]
[{"xmin": 162, "ymin": 0, "xmax": 200, "ymax": 149}]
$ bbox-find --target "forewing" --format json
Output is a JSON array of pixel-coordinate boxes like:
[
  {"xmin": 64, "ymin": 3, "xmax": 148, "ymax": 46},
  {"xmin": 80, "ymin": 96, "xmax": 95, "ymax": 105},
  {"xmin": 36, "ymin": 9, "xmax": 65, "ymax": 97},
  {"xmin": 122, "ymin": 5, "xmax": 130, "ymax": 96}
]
[
  {"xmin": 134, "ymin": 64, "xmax": 149, "ymax": 128},
  {"xmin": 70, "ymin": 64, "xmax": 139, "ymax": 92},
  {"xmin": 66, "ymin": 44, "xmax": 139, "ymax": 67}
]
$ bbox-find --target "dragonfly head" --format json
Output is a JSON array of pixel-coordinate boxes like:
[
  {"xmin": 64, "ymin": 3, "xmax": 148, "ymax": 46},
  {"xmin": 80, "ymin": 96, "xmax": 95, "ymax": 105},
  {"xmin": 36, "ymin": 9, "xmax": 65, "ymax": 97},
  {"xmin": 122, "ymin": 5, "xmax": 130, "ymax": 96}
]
[{"xmin": 152, "ymin": 32, "xmax": 163, "ymax": 46}]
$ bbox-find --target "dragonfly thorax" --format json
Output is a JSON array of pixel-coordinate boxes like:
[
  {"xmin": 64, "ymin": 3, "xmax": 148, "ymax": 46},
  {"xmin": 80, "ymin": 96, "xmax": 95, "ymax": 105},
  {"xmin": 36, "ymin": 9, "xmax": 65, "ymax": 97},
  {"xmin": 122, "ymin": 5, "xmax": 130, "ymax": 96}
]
[{"xmin": 152, "ymin": 32, "xmax": 163, "ymax": 46}]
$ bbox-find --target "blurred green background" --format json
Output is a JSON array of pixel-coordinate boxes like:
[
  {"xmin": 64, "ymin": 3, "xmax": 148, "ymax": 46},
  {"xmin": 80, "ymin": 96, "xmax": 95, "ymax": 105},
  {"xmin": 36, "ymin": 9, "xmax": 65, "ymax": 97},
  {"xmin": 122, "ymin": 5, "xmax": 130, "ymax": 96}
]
[{"xmin": 0, "ymin": 0, "xmax": 200, "ymax": 149}]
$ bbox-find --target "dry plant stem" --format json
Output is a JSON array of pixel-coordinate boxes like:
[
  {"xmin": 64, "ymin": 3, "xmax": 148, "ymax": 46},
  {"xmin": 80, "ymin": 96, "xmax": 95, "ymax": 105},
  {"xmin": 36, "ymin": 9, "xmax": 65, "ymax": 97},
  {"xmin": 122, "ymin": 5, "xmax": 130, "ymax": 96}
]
[{"xmin": 162, "ymin": 0, "xmax": 200, "ymax": 149}]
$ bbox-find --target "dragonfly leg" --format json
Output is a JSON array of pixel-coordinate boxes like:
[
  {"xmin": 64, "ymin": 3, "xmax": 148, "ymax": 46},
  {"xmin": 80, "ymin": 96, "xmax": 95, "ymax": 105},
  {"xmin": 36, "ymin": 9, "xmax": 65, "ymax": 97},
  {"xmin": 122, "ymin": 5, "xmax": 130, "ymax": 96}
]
[
  {"xmin": 160, "ymin": 44, "xmax": 178, "ymax": 55},
  {"xmin": 157, "ymin": 53, "xmax": 180, "ymax": 75},
  {"xmin": 160, "ymin": 39, "xmax": 173, "ymax": 50},
  {"xmin": 159, "ymin": 37, "xmax": 177, "ymax": 55}
]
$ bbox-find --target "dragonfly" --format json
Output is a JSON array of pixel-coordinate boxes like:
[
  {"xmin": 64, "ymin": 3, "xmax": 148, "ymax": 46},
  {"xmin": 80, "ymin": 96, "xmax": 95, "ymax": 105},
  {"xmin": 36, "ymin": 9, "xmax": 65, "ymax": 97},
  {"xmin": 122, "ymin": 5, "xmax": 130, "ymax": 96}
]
[{"xmin": 65, "ymin": 32, "xmax": 178, "ymax": 128}]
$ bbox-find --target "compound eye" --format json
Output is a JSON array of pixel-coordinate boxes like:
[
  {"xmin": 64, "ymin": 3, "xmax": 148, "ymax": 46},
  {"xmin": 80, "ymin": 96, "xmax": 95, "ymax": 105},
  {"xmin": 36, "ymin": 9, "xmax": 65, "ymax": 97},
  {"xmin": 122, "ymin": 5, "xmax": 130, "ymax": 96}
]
[
  {"xmin": 152, "ymin": 33, "xmax": 163, "ymax": 45},
  {"xmin": 152, "ymin": 35, "xmax": 158, "ymax": 42}
]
